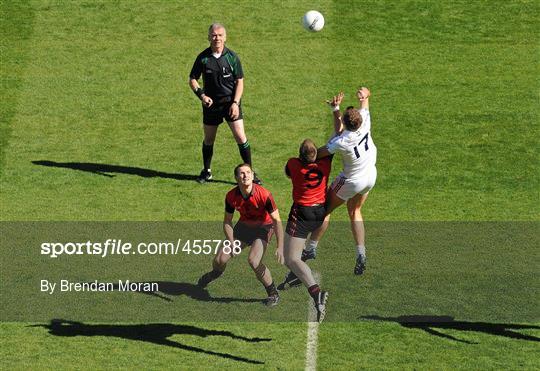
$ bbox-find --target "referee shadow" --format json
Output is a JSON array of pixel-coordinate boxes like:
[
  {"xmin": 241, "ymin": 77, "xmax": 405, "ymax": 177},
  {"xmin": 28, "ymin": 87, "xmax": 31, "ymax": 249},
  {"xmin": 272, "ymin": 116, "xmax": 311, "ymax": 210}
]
[
  {"xmin": 361, "ymin": 315, "xmax": 540, "ymax": 344},
  {"xmin": 32, "ymin": 160, "xmax": 236, "ymax": 185},
  {"xmin": 112, "ymin": 281, "xmax": 263, "ymax": 304},
  {"xmin": 31, "ymin": 319, "xmax": 269, "ymax": 365}
]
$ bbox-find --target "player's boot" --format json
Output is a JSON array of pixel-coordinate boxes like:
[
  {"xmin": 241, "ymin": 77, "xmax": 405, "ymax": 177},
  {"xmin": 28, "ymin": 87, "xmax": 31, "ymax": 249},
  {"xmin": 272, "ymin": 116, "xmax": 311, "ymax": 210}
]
[
  {"xmin": 265, "ymin": 293, "xmax": 280, "ymax": 307},
  {"xmin": 354, "ymin": 255, "xmax": 366, "ymax": 275},
  {"xmin": 277, "ymin": 271, "xmax": 302, "ymax": 290},
  {"xmin": 313, "ymin": 291, "xmax": 328, "ymax": 323},
  {"xmin": 197, "ymin": 169, "xmax": 212, "ymax": 184},
  {"xmin": 253, "ymin": 173, "xmax": 262, "ymax": 185},
  {"xmin": 301, "ymin": 248, "xmax": 316, "ymax": 261}
]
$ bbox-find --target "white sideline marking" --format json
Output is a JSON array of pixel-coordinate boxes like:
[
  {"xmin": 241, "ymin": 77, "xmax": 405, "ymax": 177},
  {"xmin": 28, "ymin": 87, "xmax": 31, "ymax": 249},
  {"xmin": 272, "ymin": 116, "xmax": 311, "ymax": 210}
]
[{"xmin": 305, "ymin": 272, "xmax": 321, "ymax": 371}]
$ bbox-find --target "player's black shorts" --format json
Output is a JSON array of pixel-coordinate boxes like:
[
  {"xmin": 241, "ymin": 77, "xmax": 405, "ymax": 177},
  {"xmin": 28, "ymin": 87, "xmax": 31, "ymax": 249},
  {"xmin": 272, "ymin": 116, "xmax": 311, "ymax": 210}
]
[
  {"xmin": 233, "ymin": 222, "xmax": 273, "ymax": 246},
  {"xmin": 286, "ymin": 203, "xmax": 326, "ymax": 239},
  {"xmin": 202, "ymin": 97, "xmax": 243, "ymax": 126}
]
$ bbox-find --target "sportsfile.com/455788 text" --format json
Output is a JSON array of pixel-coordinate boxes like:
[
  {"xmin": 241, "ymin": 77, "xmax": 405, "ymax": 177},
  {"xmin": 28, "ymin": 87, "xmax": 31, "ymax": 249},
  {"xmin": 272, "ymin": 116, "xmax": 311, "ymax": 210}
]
[{"xmin": 40, "ymin": 239, "xmax": 242, "ymax": 258}]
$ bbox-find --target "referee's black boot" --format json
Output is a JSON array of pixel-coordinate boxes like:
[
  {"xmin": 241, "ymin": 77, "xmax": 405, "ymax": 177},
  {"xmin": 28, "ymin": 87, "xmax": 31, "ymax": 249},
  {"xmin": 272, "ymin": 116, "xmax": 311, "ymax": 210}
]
[
  {"xmin": 253, "ymin": 172, "xmax": 262, "ymax": 185},
  {"xmin": 197, "ymin": 169, "xmax": 212, "ymax": 184}
]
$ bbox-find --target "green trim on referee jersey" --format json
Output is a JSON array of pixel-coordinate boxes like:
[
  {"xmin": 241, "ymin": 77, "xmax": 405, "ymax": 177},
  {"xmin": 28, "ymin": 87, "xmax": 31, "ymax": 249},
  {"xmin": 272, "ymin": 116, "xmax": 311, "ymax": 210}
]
[{"xmin": 225, "ymin": 52, "xmax": 239, "ymax": 74}]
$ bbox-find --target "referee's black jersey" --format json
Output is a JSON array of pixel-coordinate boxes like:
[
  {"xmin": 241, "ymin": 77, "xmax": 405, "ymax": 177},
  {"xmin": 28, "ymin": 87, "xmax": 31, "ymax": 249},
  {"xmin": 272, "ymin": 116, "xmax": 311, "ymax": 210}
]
[{"xmin": 189, "ymin": 47, "xmax": 244, "ymax": 99}]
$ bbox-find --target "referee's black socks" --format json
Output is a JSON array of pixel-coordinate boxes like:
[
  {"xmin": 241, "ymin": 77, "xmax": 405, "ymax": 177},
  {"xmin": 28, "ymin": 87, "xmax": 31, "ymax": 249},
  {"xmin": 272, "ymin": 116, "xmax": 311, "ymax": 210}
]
[
  {"xmin": 237, "ymin": 140, "xmax": 252, "ymax": 166},
  {"xmin": 202, "ymin": 142, "xmax": 214, "ymax": 171}
]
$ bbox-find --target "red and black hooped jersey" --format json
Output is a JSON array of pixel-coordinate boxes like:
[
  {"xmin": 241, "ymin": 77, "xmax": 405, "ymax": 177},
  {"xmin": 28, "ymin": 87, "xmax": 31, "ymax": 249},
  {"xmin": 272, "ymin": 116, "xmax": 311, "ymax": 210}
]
[
  {"xmin": 286, "ymin": 157, "xmax": 332, "ymax": 206},
  {"xmin": 225, "ymin": 184, "xmax": 277, "ymax": 226}
]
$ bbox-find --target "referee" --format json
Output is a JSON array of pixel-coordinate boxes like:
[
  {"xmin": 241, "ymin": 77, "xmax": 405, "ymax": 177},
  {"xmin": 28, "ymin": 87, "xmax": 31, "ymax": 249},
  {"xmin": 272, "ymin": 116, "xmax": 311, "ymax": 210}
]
[{"xmin": 189, "ymin": 23, "xmax": 260, "ymax": 184}]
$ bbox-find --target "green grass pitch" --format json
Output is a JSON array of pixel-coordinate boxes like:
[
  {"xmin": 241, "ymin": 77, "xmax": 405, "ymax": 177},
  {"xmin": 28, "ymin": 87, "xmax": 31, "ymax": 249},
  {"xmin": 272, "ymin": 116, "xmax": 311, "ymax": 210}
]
[{"xmin": 1, "ymin": 0, "xmax": 539, "ymax": 369}]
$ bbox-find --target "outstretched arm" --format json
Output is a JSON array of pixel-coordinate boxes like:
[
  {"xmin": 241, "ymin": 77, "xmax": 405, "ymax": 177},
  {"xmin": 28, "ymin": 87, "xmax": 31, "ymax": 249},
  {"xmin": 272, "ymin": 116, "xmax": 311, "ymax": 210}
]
[
  {"xmin": 317, "ymin": 92, "xmax": 345, "ymax": 159},
  {"xmin": 316, "ymin": 146, "xmax": 331, "ymax": 159},
  {"xmin": 328, "ymin": 91, "xmax": 345, "ymax": 135},
  {"xmin": 357, "ymin": 87, "xmax": 370, "ymax": 110}
]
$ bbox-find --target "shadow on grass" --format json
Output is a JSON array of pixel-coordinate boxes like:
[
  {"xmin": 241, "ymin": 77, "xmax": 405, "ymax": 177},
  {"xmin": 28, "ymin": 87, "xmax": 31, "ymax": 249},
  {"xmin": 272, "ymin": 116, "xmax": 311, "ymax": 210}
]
[
  {"xmin": 32, "ymin": 160, "xmax": 236, "ymax": 185},
  {"xmin": 361, "ymin": 315, "xmax": 540, "ymax": 344},
  {"xmin": 31, "ymin": 319, "xmax": 270, "ymax": 365},
  {"xmin": 113, "ymin": 281, "xmax": 264, "ymax": 304}
]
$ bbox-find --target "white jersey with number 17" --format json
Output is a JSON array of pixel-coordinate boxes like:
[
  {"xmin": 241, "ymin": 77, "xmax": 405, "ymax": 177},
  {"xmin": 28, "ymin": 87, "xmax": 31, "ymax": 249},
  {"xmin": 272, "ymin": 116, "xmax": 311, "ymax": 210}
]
[{"xmin": 326, "ymin": 108, "xmax": 377, "ymax": 180}]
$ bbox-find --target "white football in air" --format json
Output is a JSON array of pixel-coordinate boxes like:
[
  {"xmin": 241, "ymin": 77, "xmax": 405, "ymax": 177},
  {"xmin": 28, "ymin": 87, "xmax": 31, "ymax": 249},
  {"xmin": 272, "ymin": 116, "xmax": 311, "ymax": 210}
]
[{"xmin": 303, "ymin": 10, "xmax": 325, "ymax": 32}]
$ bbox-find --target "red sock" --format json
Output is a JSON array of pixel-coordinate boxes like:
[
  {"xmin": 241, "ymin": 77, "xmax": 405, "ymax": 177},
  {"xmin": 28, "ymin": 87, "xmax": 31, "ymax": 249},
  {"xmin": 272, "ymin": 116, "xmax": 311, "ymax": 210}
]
[{"xmin": 308, "ymin": 284, "xmax": 320, "ymax": 299}]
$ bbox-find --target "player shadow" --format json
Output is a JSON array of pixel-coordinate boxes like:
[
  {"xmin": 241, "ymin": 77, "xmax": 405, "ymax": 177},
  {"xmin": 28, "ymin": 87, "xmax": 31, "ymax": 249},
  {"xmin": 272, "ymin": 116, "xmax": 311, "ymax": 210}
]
[
  {"xmin": 361, "ymin": 315, "xmax": 540, "ymax": 344},
  {"xmin": 32, "ymin": 160, "xmax": 236, "ymax": 185},
  {"xmin": 31, "ymin": 319, "xmax": 270, "ymax": 365},
  {"xmin": 112, "ymin": 281, "xmax": 264, "ymax": 304}
]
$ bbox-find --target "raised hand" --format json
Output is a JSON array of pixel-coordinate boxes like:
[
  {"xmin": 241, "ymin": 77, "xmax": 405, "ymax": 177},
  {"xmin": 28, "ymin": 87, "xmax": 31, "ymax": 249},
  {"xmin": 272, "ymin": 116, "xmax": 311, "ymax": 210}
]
[{"xmin": 356, "ymin": 87, "xmax": 370, "ymax": 101}]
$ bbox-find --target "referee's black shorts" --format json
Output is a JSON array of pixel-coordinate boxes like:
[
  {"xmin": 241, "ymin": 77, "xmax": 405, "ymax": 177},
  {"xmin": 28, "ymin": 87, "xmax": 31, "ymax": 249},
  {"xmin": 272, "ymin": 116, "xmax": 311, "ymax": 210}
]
[
  {"xmin": 233, "ymin": 222, "xmax": 273, "ymax": 246},
  {"xmin": 203, "ymin": 97, "xmax": 243, "ymax": 126},
  {"xmin": 285, "ymin": 204, "xmax": 326, "ymax": 239}
]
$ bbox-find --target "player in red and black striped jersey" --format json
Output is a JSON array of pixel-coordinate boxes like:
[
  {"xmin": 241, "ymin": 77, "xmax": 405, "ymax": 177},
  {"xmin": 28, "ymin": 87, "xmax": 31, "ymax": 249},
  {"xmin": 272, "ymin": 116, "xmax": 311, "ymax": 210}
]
[
  {"xmin": 281, "ymin": 139, "xmax": 333, "ymax": 322},
  {"xmin": 284, "ymin": 141, "xmax": 332, "ymax": 239},
  {"xmin": 197, "ymin": 163, "xmax": 284, "ymax": 306}
]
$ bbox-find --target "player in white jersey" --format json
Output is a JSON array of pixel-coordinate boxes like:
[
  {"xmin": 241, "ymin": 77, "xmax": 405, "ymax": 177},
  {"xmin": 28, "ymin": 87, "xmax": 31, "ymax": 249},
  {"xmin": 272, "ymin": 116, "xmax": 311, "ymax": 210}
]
[{"xmin": 313, "ymin": 87, "xmax": 377, "ymax": 275}]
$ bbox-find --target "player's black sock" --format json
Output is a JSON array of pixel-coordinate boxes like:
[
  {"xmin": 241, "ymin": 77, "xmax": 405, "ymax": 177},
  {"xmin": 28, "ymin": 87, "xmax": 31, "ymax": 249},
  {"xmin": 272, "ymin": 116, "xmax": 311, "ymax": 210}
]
[
  {"xmin": 237, "ymin": 140, "xmax": 252, "ymax": 166},
  {"xmin": 202, "ymin": 142, "xmax": 214, "ymax": 170},
  {"xmin": 308, "ymin": 284, "xmax": 321, "ymax": 300},
  {"xmin": 197, "ymin": 268, "xmax": 223, "ymax": 288},
  {"xmin": 209, "ymin": 269, "xmax": 223, "ymax": 280},
  {"xmin": 264, "ymin": 281, "xmax": 278, "ymax": 296}
]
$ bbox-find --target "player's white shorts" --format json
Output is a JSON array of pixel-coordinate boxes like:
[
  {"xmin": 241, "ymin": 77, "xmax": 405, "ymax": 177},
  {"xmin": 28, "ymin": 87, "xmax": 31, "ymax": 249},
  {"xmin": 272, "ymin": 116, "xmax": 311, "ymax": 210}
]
[{"xmin": 330, "ymin": 167, "xmax": 377, "ymax": 201}]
